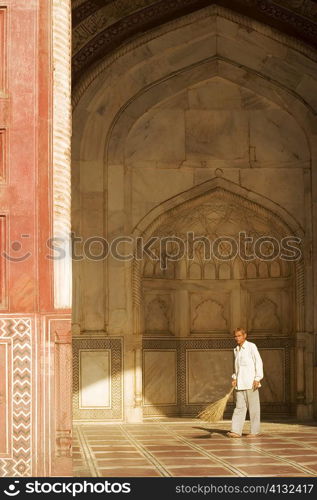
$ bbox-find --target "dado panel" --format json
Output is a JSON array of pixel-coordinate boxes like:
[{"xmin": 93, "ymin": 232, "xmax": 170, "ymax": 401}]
[
  {"xmin": 79, "ymin": 350, "xmax": 111, "ymax": 409},
  {"xmin": 186, "ymin": 349, "xmax": 232, "ymax": 405},
  {"xmin": 73, "ymin": 338, "xmax": 123, "ymax": 421},
  {"xmin": 143, "ymin": 337, "xmax": 294, "ymax": 417},
  {"xmin": 143, "ymin": 350, "xmax": 177, "ymax": 406}
]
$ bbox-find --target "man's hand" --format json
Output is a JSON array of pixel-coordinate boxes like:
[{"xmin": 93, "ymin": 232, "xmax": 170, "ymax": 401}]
[
  {"xmin": 253, "ymin": 380, "xmax": 260, "ymax": 390},
  {"xmin": 232, "ymin": 379, "xmax": 237, "ymax": 388}
]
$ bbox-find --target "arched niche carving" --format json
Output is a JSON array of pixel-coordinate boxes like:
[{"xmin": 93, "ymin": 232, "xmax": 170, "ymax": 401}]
[{"xmin": 131, "ymin": 176, "xmax": 304, "ymax": 336}]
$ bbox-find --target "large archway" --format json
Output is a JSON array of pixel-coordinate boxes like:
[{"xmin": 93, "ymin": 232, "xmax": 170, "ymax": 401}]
[
  {"xmin": 71, "ymin": 4, "xmax": 317, "ymax": 426},
  {"xmin": 132, "ymin": 177, "xmax": 303, "ymax": 417}
]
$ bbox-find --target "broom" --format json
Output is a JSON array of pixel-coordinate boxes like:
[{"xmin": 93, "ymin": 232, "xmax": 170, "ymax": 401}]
[{"xmin": 197, "ymin": 387, "xmax": 234, "ymax": 422}]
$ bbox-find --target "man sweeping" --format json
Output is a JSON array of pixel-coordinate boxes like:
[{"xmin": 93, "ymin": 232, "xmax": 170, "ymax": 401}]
[{"xmin": 227, "ymin": 328, "xmax": 264, "ymax": 438}]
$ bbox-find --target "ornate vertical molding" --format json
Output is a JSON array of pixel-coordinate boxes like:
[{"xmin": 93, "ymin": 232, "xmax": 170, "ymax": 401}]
[
  {"xmin": 132, "ymin": 259, "xmax": 143, "ymax": 336},
  {"xmin": 295, "ymin": 260, "xmax": 305, "ymax": 332},
  {"xmin": 52, "ymin": 0, "xmax": 72, "ymax": 309}
]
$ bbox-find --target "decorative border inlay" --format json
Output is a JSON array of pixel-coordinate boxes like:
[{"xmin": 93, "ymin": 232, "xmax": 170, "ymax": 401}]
[{"xmin": 0, "ymin": 318, "xmax": 32, "ymax": 477}]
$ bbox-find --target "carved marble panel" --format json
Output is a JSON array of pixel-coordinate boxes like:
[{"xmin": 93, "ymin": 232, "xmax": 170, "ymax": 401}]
[
  {"xmin": 144, "ymin": 292, "xmax": 174, "ymax": 336},
  {"xmin": 242, "ymin": 284, "xmax": 291, "ymax": 335},
  {"xmin": 190, "ymin": 292, "xmax": 230, "ymax": 334},
  {"xmin": 143, "ymin": 350, "xmax": 177, "ymax": 405},
  {"xmin": 252, "ymin": 297, "xmax": 281, "ymax": 331}
]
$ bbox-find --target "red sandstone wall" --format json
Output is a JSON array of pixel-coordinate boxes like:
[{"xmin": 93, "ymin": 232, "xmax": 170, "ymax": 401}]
[{"xmin": 0, "ymin": 0, "xmax": 71, "ymax": 477}]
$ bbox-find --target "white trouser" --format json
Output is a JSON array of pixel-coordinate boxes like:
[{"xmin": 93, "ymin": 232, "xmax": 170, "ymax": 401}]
[{"xmin": 231, "ymin": 389, "xmax": 261, "ymax": 436}]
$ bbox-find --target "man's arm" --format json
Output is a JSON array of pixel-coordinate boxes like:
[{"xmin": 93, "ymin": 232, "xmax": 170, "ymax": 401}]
[
  {"xmin": 232, "ymin": 349, "xmax": 237, "ymax": 386},
  {"xmin": 251, "ymin": 344, "xmax": 263, "ymax": 389},
  {"xmin": 252, "ymin": 344, "xmax": 263, "ymax": 380}
]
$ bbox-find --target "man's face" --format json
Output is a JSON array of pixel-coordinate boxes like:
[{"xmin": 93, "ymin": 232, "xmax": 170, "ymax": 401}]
[{"xmin": 234, "ymin": 330, "xmax": 247, "ymax": 345}]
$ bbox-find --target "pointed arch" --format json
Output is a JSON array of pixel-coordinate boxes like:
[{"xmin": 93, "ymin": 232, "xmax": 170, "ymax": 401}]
[{"xmin": 131, "ymin": 176, "xmax": 303, "ymax": 335}]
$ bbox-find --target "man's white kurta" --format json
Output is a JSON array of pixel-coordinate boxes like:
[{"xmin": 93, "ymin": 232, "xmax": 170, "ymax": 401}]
[{"xmin": 232, "ymin": 340, "xmax": 263, "ymax": 390}]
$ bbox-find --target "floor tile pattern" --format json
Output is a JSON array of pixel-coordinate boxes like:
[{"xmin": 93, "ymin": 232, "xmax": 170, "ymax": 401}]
[{"xmin": 73, "ymin": 420, "xmax": 317, "ymax": 477}]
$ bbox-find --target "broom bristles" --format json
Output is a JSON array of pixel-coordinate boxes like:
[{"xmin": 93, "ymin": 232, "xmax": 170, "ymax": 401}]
[{"xmin": 197, "ymin": 387, "xmax": 234, "ymax": 422}]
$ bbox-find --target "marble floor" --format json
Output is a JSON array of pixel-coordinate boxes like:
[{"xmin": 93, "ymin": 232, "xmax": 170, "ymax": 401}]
[{"xmin": 73, "ymin": 420, "xmax": 317, "ymax": 477}]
